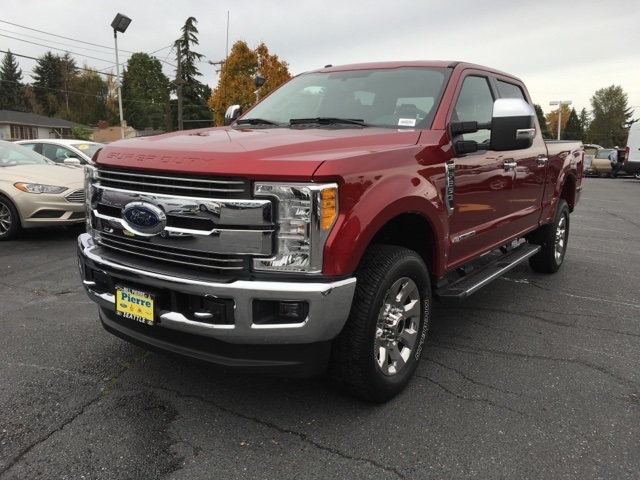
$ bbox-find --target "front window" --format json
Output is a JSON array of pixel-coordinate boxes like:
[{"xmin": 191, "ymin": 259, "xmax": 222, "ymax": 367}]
[
  {"xmin": 453, "ymin": 76, "xmax": 494, "ymax": 144},
  {"xmin": 242, "ymin": 67, "xmax": 451, "ymax": 129}
]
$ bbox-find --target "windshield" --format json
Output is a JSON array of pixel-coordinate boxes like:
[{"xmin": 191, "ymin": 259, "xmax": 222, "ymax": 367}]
[
  {"xmin": 242, "ymin": 67, "xmax": 451, "ymax": 129},
  {"xmin": 0, "ymin": 142, "xmax": 53, "ymax": 167},
  {"xmin": 71, "ymin": 142, "xmax": 103, "ymax": 160}
]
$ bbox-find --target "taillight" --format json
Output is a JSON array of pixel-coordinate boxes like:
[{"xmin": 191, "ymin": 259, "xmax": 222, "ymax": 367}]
[{"xmin": 625, "ymin": 147, "xmax": 630, "ymax": 163}]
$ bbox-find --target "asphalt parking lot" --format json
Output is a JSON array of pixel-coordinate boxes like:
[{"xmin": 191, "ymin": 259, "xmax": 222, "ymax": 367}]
[{"xmin": 1, "ymin": 176, "xmax": 639, "ymax": 479}]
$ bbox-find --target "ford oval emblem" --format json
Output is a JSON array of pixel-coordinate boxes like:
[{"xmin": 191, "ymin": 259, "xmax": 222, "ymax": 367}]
[{"xmin": 121, "ymin": 202, "xmax": 167, "ymax": 236}]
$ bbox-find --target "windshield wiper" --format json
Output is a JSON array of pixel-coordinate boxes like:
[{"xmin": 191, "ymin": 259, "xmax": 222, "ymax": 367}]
[
  {"xmin": 234, "ymin": 118, "xmax": 283, "ymax": 126},
  {"xmin": 289, "ymin": 117, "xmax": 369, "ymax": 127}
]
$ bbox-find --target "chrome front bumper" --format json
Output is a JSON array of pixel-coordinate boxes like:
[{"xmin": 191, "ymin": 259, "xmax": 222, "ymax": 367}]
[{"xmin": 77, "ymin": 233, "xmax": 356, "ymax": 345}]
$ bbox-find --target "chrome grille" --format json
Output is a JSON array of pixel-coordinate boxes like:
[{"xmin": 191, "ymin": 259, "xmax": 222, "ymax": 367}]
[
  {"xmin": 65, "ymin": 189, "xmax": 85, "ymax": 203},
  {"xmin": 97, "ymin": 168, "xmax": 249, "ymax": 199},
  {"xmin": 99, "ymin": 232, "xmax": 248, "ymax": 271}
]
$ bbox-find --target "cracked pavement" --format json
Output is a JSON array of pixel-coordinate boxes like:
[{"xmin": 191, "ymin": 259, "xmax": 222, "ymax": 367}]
[{"xmin": 1, "ymin": 178, "xmax": 639, "ymax": 479}]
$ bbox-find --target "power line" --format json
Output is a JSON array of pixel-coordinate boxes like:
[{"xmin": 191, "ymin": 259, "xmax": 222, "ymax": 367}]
[
  {"xmin": 0, "ymin": 18, "xmax": 137, "ymax": 54},
  {"xmin": 0, "ymin": 27, "xmax": 115, "ymax": 56},
  {"xmin": 0, "ymin": 32, "xmax": 117, "ymax": 65}
]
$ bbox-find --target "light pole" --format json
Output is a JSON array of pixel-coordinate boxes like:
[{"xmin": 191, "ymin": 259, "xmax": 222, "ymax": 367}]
[
  {"xmin": 111, "ymin": 13, "xmax": 131, "ymax": 140},
  {"xmin": 549, "ymin": 100, "xmax": 572, "ymax": 140}
]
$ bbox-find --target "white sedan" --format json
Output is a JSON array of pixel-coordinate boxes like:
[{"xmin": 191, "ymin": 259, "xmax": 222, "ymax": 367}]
[{"xmin": 15, "ymin": 139, "xmax": 104, "ymax": 166}]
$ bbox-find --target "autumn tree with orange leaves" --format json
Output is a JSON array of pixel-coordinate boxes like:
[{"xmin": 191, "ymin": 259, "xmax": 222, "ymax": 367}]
[{"xmin": 209, "ymin": 41, "xmax": 291, "ymax": 126}]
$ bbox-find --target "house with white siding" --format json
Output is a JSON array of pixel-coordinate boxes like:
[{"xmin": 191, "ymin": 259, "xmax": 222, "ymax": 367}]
[{"xmin": 0, "ymin": 110, "xmax": 77, "ymax": 140}]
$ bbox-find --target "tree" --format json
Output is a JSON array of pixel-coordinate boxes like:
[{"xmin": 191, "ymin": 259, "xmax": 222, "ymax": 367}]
[
  {"xmin": 68, "ymin": 65, "xmax": 109, "ymax": 126},
  {"xmin": 0, "ymin": 50, "xmax": 30, "ymax": 112},
  {"xmin": 545, "ymin": 104, "xmax": 571, "ymax": 140},
  {"xmin": 174, "ymin": 17, "xmax": 213, "ymax": 129},
  {"xmin": 209, "ymin": 41, "xmax": 292, "ymax": 126},
  {"xmin": 121, "ymin": 53, "xmax": 169, "ymax": 130},
  {"xmin": 32, "ymin": 52, "xmax": 76, "ymax": 117},
  {"xmin": 562, "ymin": 108, "xmax": 583, "ymax": 141},
  {"xmin": 255, "ymin": 43, "xmax": 292, "ymax": 99},
  {"xmin": 534, "ymin": 104, "xmax": 549, "ymax": 138},
  {"xmin": 586, "ymin": 85, "xmax": 634, "ymax": 147}
]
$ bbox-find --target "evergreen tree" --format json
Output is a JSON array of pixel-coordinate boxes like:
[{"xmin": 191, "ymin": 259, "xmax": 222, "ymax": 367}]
[
  {"xmin": 0, "ymin": 50, "xmax": 30, "ymax": 112},
  {"xmin": 534, "ymin": 104, "xmax": 549, "ymax": 138},
  {"xmin": 174, "ymin": 17, "xmax": 213, "ymax": 129},
  {"xmin": 562, "ymin": 108, "xmax": 583, "ymax": 141},
  {"xmin": 579, "ymin": 108, "xmax": 590, "ymax": 137},
  {"xmin": 32, "ymin": 52, "xmax": 70, "ymax": 117}
]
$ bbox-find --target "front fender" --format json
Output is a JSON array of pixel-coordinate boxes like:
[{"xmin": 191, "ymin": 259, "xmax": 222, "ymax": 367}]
[{"xmin": 323, "ymin": 172, "xmax": 446, "ymax": 275}]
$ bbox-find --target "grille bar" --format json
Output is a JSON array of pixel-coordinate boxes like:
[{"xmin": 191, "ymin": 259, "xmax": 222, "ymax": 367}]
[
  {"xmin": 65, "ymin": 189, "xmax": 85, "ymax": 203},
  {"xmin": 99, "ymin": 233, "xmax": 246, "ymax": 271},
  {"xmin": 97, "ymin": 169, "xmax": 249, "ymax": 198}
]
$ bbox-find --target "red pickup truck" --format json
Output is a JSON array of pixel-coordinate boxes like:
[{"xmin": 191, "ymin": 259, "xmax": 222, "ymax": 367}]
[{"xmin": 78, "ymin": 61, "xmax": 583, "ymax": 402}]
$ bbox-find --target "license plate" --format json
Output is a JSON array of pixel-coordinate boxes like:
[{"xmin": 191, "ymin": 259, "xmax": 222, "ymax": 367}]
[{"xmin": 115, "ymin": 286, "xmax": 156, "ymax": 325}]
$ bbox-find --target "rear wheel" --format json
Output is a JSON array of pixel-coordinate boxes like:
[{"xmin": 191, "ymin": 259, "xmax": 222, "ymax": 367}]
[
  {"xmin": 634, "ymin": 172, "xmax": 640, "ymax": 180},
  {"xmin": 330, "ymin": 245, "xmax": 431, "ymax": 403},
  {"xmin": 528, "ymin": 199, "xmax": 569, "ymax": 273},
  {"xmin": 0, "ymin": 196, "xmax": 20, "ymax": 241}
]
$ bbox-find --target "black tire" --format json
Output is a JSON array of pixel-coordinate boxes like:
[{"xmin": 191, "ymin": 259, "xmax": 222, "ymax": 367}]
[
  {"xmin": 0, "ymin": 196, "xmax": 21, "ymax": 241},
  {"xmin": 634, "ymin": 173, "xmax": 640, "ymax": 180},
  {"xmin": 329, "ymin": 245, "xmax": 431, "ymax": 403},
  {"xmin": 528, "ymin": 199, "xmax": 569, "ymax": 273}
]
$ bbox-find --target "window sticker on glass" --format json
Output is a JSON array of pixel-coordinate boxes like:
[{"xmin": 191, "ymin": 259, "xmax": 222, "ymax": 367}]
[
  {"xmin": 78, "ymin": 145, "xmax": 89, "ymax": 150},
  {"xmin": 398, "ymin": 118, "xmax": 417, "ymax": 127}
]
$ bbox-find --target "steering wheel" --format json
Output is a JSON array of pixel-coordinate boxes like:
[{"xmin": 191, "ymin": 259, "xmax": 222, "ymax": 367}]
[{"xmin": 397, "ymin": 106, "xmax": 428, "ymax": 118}]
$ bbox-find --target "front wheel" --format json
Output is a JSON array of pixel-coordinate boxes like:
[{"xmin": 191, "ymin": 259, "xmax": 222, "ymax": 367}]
[
  {"xmin": 528, "ymin": 199, "xmax": 569, "ymax": 273},
  {"xmin": 329, "ymin": 245, "xmax": 431, "ymax": 403},
  {"xmin": 0, "ymin": 196, "xmax": 20, "ymax": 241},
  {"xmin": 634, "ymin": 172, "xmax": 640, "ymax": 180}
]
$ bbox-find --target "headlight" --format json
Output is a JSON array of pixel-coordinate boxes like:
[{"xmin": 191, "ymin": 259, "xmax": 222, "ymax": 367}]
[
  {"xmin": 14, "ymin": 183, "xmax": 67, "ymax": 194},
  {"xmin": 254, "ymin": 182, "xmax": 338, "ymax": 274},
  {"xmin": 84, "ymin": 165, "xmax": 99, "ymax": 239}
]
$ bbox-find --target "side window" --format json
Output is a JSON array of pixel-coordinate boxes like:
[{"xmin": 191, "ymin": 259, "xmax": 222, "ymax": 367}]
[
  {"xmin": 453, "ymin": 76, "xmax": 494, "ymax": 144},
  {"xmin": 497, "ymin": 80, "xmax": 525, "ymax": 100},
  {"xmin": 41, "ymin": 143, "xmax": 59, "ymax": 162},
  {"xmin": 19, "ymin": 143, "xmax": 37, "ymax": 151}
]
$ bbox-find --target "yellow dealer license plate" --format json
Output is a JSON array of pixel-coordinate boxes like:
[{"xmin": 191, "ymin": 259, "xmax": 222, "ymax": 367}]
[{"xmin": 115, "ymin": 286, "xmax": 156, "ymax": 325}]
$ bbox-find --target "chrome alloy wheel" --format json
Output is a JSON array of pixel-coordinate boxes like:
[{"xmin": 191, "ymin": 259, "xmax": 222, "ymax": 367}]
[
  {"xmin": 374, "ymin": 277, "xmax": 421, "ymax": 376},
  {"xmin": 0, "ymin": 203, "xmax": 12, "ymax": 236},
  {"xmin": 554, "ymin": 214, "xmax": 567, "ymax": 262}
]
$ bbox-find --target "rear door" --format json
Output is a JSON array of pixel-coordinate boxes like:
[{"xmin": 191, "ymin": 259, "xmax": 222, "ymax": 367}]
[{"xmin": 494, "ymin": 78, "xmax": 548, "ymax": 234}]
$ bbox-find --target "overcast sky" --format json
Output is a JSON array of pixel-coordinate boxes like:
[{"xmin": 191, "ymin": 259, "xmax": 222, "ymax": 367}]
[{"xmin": 2, "ymin": 0, "xmax": 639, "ymax": 118}]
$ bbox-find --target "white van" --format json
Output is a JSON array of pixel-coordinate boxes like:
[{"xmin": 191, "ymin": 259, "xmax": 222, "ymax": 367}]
[{"xmin": 622, "ymin": 122, "xmax": 640, "ymax": 179}]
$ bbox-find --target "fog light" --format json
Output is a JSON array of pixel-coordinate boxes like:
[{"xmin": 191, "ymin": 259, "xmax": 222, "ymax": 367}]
[{"xmin": 253, "ymin": 300, "xmax": 309, "ymax": 325}]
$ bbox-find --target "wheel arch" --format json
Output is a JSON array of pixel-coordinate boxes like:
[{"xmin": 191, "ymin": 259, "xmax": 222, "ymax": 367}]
[{"xmin": 324, "ymin": 194, "xmax": 444, "ymax": 278}]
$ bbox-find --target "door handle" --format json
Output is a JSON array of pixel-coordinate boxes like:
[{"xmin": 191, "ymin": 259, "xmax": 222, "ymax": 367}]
[
  {"xmin": 537, "ymin": 157, "xmax": 548, "ymax": 167},
  {"xmin": 503, "ymin": 160, "xmax": 517, "ymax": 171}
]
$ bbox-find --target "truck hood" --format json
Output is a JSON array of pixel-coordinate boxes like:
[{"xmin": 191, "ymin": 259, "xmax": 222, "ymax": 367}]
[{"xmin": 97, "ymin": 127, "xmax": 422, "ymax": 180}]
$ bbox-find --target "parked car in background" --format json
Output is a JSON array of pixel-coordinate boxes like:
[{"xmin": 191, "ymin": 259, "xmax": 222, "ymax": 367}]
[
  {"xmin": 587, "ymin": 147, "xmax": 626, "ymax": 177},
  {"xmin": 583, "ymin": 144, "xmax": 602, "ymax": 176},
  {"xmin": 622, "ymin": 122, "xmax": 640, "ymax": 179},
  {"xmin": 0, "ymin": 140, "xmax": 84, "ymax": 240},
  {"xmin": 15, "ymin": 139, "xmax": 103, "ymax": 166}
]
